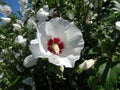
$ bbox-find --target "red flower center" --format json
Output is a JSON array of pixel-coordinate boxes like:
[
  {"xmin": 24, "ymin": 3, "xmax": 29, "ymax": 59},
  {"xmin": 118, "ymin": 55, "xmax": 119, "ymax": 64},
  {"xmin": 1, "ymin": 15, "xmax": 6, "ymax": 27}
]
[{"xmin": 47, "ymin": 37, "xmax": 64, "ymax": 55}]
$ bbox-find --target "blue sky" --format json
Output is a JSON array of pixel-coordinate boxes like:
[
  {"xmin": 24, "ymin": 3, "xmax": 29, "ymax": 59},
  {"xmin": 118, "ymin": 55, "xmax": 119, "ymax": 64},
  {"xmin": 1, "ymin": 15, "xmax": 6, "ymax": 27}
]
[
  {"xmin": 6, "ymin": 0, "xmax": 20, "ymax": 14},
  {"xmin": 0, "ymin": 0, "xmax": 20, "ymax": 17}
]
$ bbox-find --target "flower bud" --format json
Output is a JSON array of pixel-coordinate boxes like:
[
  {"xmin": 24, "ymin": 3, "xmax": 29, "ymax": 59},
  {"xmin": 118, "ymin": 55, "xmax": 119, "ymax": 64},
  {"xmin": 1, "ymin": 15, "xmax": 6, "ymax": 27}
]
[{"xmin": 79, "ymin": 59, "xmax": 96, "ymax": 70}]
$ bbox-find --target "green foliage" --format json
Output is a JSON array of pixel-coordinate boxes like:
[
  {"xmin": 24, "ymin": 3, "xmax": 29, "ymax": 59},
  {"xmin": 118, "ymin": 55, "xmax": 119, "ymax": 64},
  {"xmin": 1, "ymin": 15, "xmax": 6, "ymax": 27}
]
[{"xmin": 0, "ymin": 0, "xmax": 120, "ymax": 90}]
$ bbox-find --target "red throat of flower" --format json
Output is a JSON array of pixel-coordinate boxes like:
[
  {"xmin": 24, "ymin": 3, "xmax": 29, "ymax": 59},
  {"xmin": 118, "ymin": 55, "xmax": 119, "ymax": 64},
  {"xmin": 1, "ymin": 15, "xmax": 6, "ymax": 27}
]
[{"xmin": 47, "ymin": 37, "xmax": 64, "ymax": 55}]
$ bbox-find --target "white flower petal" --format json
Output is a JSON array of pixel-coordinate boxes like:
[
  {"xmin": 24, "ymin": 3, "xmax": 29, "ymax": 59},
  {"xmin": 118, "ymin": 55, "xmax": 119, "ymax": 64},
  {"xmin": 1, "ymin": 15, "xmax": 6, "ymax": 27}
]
[
  {"xmin": 20, "ymin": 7, "xmax": 27, "ymax": 16},
  {"xmin": 2, "ymin": 49, "xmax": 8, "ymax": 54},
  {"xmin": 2, "ymin": 5, "xmax": 12, "ymax": 16},
  {"xmin": 37, "ymin": 18, "xmax": 70, "ymax": 47},
  {"xmin": 48, "ymin": 55, "xmax": 75, "ymax": 68},
  {"xmin": 1, "ymin": 17, "xmax": 11, "ymax": 23},
  {"xmin": 47, "ymin": 55, "xmax": 60, "ymax": 65},
  {"xmin": 19, "ymin": 0, "xmax": 28, "ymax": 8},
  {"xmin": 57, "ymin": 22, "xmax": 84, "ymax": 65},
  {"xmin": 115, "ymin": 21, "xmax": 120, "ymax": 30},
  {"xmin": 30, "ymin": 38, "xmax": 45, "ymax": 58},
  {"xmin": 15, "ymin": 35, "xmax": 26, "ymax": 46},
  {"xmin": 61, "ymin": 47, "xmax": 79, "ymax": 57},
  {"xmin": 37, "ymin": 8, "xmax": 49, "ymax": 23},
  {"xmin": 23, "ymin": 55, "xmax": 38, "ymax": 67},
  {"xmin": 65, "ymin": 23, "xmax": 84, "ymax": 48},
  {"xmin": 12, "ymin": 24, "xmax": 22, "ymax": 31},
  {"xmin": 37, "ymin": 21, "xmax": 55, "ymax": 37},
  {"xmin": 48, "ymin": 18, "xmax": 70, "ymax": 41},
  {"xmin": 43, "ymin": 5, "xmax": 49, "ymax": 12},
  {"xmin": 61, "ymin": 40, "xmax": 84, "ymax": 57},
  {"xmin": 15, "ymin": 53, "xmax": 20, "ymax": 58},
  {"xmin": 27, "ymin": 17, "xmax": 37, "ymax": 29},
  {"xmin": 0, "ymin": 34, "xmax": 5, "ymax": 39},
  {"xmin": 79, "ymin": 59, "xmax": 96, "ymax": 70},
  {"xmin": 37, "ymin": 22, "xmax": 55, "ymax": 51},
  {"xmin": 79, "ymin": 61, "xmax": 86, "ymax": 70},
  {"xmin": 0, "ymin": 73, "xmax": 3, "ymax": 79}
]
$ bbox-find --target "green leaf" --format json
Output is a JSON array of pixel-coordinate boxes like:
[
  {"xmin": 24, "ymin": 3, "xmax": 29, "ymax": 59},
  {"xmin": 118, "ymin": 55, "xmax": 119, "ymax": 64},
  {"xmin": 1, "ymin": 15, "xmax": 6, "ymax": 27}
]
[{"xmin": 98, "ymin": 62, "xmax": 120, "ymax": 90}]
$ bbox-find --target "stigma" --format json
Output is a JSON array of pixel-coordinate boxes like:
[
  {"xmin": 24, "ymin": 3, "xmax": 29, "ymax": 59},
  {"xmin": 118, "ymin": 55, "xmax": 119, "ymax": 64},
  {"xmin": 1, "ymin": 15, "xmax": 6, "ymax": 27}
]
[{"xmin": 47, "ymin": 37, "xmax": 64, "ymax": 55}]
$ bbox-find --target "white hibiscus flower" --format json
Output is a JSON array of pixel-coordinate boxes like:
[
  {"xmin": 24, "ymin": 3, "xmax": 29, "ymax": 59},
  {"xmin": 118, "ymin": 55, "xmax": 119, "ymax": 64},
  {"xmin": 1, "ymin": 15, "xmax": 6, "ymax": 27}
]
[
  {"xmin": 24, "ymin": 18, "xmax": 84, "ymax": 68},
  {"xmin": 15, "ymin": 35, "xmax": 27, "ymax": 46},
  {"xmin": 2, "ymin": 5, "xmax": 12, "ymax": 16},
  {"xmin": 19, "ymin": 0, "xmax": 28, "ymax": 8}
]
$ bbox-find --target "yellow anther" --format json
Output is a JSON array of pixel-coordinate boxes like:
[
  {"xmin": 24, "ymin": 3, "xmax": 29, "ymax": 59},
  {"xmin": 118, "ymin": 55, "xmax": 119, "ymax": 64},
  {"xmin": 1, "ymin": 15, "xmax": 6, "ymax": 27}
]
[{"xmin": 52, "ymin": 44, "xmax": 60, "ymax": 54}]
